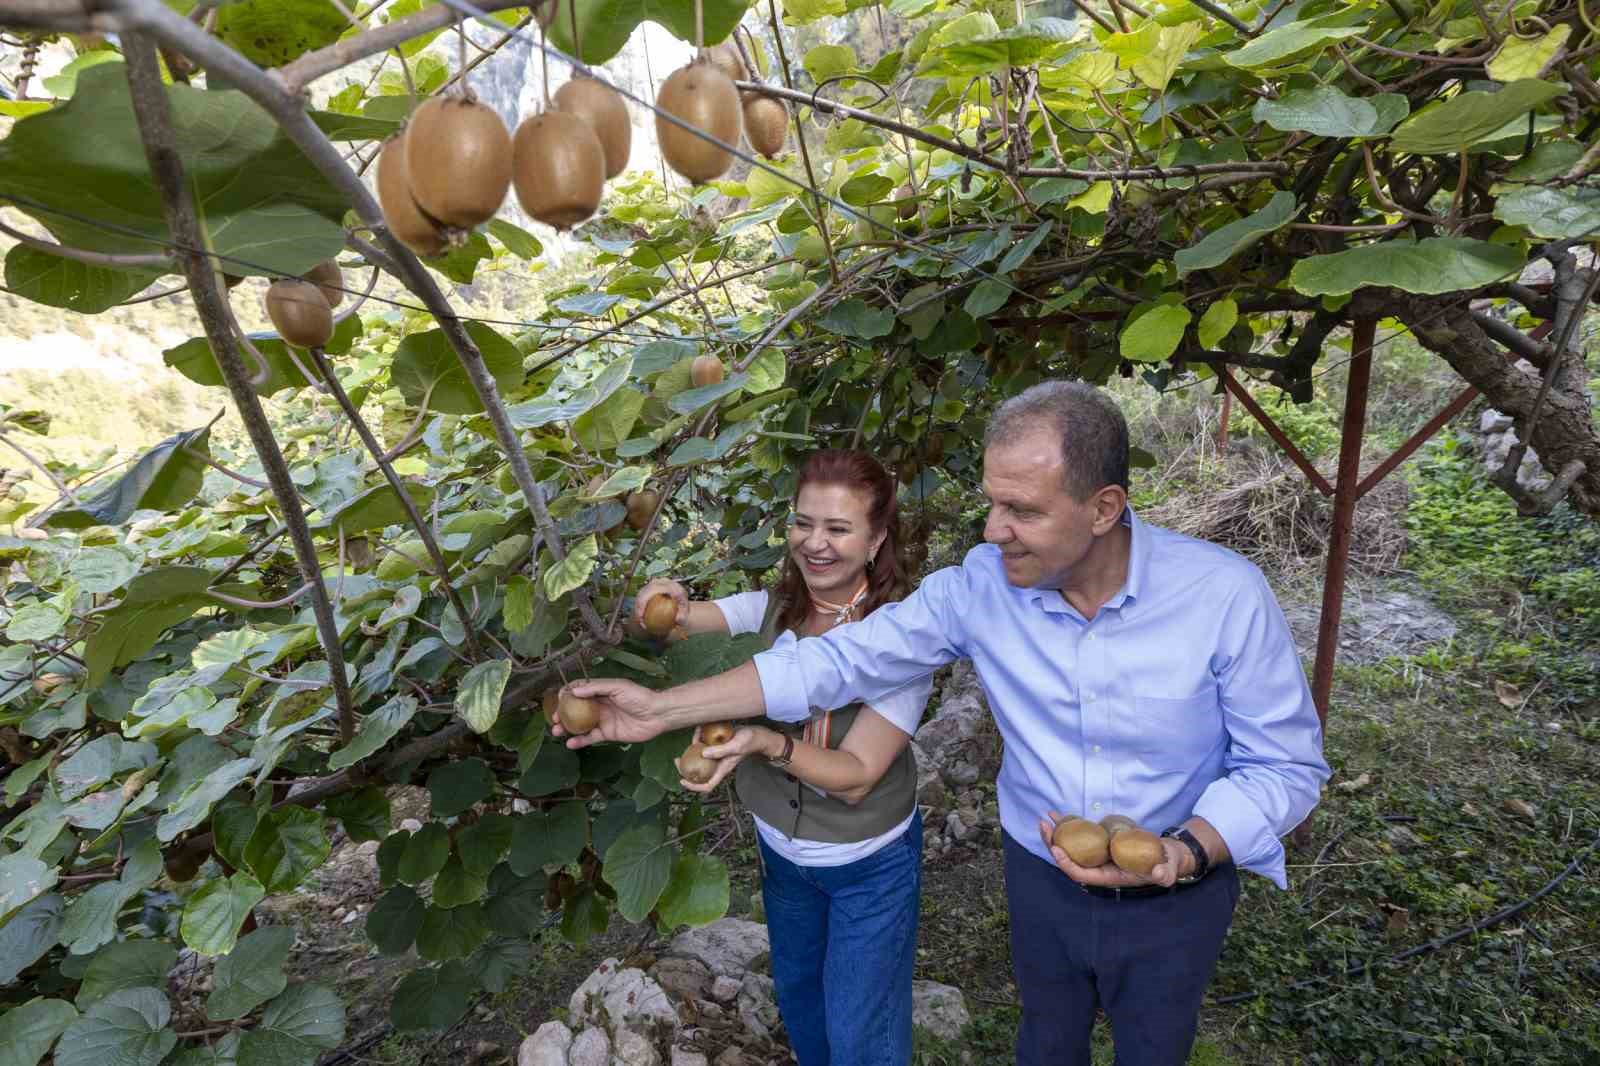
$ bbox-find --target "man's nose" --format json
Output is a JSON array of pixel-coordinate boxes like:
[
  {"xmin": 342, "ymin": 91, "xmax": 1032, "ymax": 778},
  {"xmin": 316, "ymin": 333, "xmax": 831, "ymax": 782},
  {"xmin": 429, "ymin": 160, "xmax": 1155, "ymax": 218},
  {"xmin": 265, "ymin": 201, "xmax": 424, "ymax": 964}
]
[{"xmin": 983, "ymin": 511, "xmax": 1009, "ymax": 544}]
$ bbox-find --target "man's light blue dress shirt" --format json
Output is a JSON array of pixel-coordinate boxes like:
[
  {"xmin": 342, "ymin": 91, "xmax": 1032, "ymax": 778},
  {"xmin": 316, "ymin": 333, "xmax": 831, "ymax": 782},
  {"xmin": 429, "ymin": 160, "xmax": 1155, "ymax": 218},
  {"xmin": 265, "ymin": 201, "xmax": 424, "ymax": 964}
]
[{"xmin": 752, "ymin": 508, "xmax": 1331, "ymax": 888}]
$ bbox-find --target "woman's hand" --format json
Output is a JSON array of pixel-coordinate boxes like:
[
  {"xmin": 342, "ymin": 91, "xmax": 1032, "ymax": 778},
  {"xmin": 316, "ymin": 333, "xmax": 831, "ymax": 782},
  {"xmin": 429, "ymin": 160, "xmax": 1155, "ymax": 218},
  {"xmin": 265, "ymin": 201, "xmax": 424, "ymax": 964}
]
[
  {"xmin": 677, "ymin": 724, "xmax": 777, "ymax": 793},
  {"xmin": 633, "ymin": 578, "xmax": 689, "ymax": 631}
]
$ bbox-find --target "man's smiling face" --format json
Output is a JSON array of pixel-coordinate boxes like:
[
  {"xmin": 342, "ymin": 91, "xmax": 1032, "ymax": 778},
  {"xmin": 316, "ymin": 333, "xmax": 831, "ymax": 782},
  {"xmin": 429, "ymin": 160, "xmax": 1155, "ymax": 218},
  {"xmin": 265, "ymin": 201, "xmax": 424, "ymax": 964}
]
[{"xmin": 981, "ymin": 427, "xmax": 1105, "ymax": 590}]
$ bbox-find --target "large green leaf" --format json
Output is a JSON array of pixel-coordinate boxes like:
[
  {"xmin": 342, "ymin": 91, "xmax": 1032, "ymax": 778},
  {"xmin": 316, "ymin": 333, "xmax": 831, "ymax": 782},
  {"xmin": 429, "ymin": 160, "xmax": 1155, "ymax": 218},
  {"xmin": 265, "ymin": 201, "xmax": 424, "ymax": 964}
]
[
  {"xmin": 43, "ymin": 426, "xmax": 211, "ymax": 529},
  {"xmin": 543, "ymin": 535, "xmax": 599, "ymax": 601},
  {"xmin": 212, "ymin": 0, "xmax": 348, "ymax": 67},
  {"xmin": 0, "ymin": 64, "xmax": 345, "ymax": 278},
  {"xmin": 516, "ymin": 742, "xmax": 581, "ymax": 797},
  {"xmin": 390, "ymin": 322, "xmax": 524, "ymax": 415},
  {"xmin": 1120, "ymin": 304, "xmax": 1192, "ymax": 363},
  {"xmin": 0, "ymin": 998, "xmax": 78, "ymax": 1066},
  {"xmin": 245, "ymin": 983, "xmax": 344, "ymax": 1061},
  {"xmin": 366, "ymin": 884, "xmax": 426, "ymax": 956},
  {"xmin": 415, "ymin": 901, "xmax": 489, "ymax": 960},
  {"xmin": 929, "ymin": 17, "xmax": 1081, "ymax": 74},
  {"xmin": 455, "ymin": 659, "xmax": 511, "ymax": 735},
  {"xmin": 53, "ymin": 987, "xmax": 175, "ymax": 1066},
  {"xmin": 1252, "ymin": 87, "xmax": 1408, "ymax": 138},
  {"xmin": 1389, "ymin": 79, "xmax": 1566, "ymax": 154},
  {"xmin": 1493, "ymin": 185, "xmax": 1600, "ymax": 239},
  {"xmin": 1224, "ymin": 20, "xmax": 1364, "ymax": 69},
  {"xmin": 655, "ymin": 851, "xmax": 729, "ymax": 928},
  {"xmin": 0, "ymin": 853, "xmax": 56, "ymax": 924},
  {"xmin": 573, "ymin": 387, "xmax": 646, "ymax": 451},
  {"xmin": 397, "ymin": 822, "xmax": 451, "ymax": 886},
  {"xmin": 181, "ymin": 873, "xmax": 266, "ymax": 957},
  {"xmin": 85, "ymin": 566, "xmax": 223, "ymax": 689},
  {"xmin": 207, "ymin": 926, "xmax": 294, "ymax": 1021},
  {"xmin": 0, "ymin": 893, "xmax": 64, "ymax": 984},
  {"xmin": 508, "ymin": 802, "xmax": 590, "ymax": 876},
  {"xmin": 546, "ymin": 0, "xmax": 750, "ymax": 63},
  {"xmin": 427, "ymin": 758, "xmax": 497, "ymax": 817},
  {"xmin": 75, "ymin": 942, "xmax": 177, "ymax": 1009},
  {"xmin": 1288, "ymin": 237, "xmax": 1525, "ymax": 296},
  {"xmin": 1174, "ymin": 192, "xmax": 1299, "ymax": 279},
  {"xmin": 389, "ymin": 963, "xmax": 475, "ymax": 1032},
  {"xmin": 2, "ymin": 247, "xmax": 163, "ymax": 315},
  {"xmin": 157, "ymin": 757, "xmax": 259, "ymax": 841},
  {"xmin": 327, "ymin": 694, "xmax": 418, "ymax": 771},
  {"xmin": 602, "ymin": 824, "xmax": 674, "ymax": 922},
  {"xmin": 506, "ymin": 357, "xmax": 633, "ymax": 430},
  {"xmin": 242, "ymin": 807, "xmax": 331, "ymax": 893}
]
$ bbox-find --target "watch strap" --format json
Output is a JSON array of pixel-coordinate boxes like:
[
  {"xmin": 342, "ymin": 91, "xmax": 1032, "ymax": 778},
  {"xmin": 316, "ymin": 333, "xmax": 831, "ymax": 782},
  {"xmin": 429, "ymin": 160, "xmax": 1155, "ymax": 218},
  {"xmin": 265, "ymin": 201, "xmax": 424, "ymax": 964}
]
[
  {"xmin": 1161, "ymin": 825, "xmax": 1209, "ymax": 883},
  {"xmin": 770, "ymin": 733, "xmax": 795, "ymax": 767}
]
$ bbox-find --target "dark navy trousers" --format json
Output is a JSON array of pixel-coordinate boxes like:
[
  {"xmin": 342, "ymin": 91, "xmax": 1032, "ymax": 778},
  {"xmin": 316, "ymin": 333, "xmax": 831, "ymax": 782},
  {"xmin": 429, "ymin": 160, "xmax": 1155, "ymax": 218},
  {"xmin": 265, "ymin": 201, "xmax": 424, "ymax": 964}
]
[{"xmin": 1002, "ymin": 831, "xmax": 1239, "ymax": 1066}]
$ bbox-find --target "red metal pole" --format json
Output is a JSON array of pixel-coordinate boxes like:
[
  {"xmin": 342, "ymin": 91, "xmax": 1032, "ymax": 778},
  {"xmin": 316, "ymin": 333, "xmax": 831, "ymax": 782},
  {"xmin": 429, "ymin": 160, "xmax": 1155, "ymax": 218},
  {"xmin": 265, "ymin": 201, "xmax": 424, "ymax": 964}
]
[
  {"xmin": 1216, "ymin": 385, "xmax": 1232, "ymax": 449},
  {"xmin": 1310, "ymin": 318, "xmax": 1375, "ymax": 725},
  {"xmin": 1214, "ymin": 365, "xmax": 1336, "ymax": 496}
]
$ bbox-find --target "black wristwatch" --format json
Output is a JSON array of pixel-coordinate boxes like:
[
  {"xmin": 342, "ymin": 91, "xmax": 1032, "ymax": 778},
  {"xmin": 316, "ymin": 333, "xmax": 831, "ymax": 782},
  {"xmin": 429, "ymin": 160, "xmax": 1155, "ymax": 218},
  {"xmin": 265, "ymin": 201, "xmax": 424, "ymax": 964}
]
[{"xmin": 1161, "ymin": 825, "xmax": 1210, "ymax": 884}]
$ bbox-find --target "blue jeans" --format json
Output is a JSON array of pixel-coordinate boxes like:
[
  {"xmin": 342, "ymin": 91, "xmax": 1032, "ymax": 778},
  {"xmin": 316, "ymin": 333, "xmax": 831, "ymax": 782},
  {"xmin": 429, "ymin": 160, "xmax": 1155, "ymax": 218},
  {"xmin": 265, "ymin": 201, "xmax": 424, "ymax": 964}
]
[{"xmin": 757, "ymin": 810, "xmax": 923, "ymax": 1066}]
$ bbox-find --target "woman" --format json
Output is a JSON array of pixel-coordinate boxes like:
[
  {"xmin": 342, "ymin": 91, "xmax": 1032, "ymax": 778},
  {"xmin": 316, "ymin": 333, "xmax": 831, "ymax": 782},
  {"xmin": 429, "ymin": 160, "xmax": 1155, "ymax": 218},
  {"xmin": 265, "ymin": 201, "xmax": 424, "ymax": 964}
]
[{"xmin": 634, "ymin": 449, "xmax": 929, "ymax": 1066}]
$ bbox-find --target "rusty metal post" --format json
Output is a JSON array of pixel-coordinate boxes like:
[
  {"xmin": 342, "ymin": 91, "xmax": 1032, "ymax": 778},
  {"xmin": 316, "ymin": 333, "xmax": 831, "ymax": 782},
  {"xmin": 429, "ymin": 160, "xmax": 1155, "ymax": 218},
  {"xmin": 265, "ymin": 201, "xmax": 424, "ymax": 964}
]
[{"xmin": 1216, "ymin": 385, "xmax": 1232, "ymax": 450}]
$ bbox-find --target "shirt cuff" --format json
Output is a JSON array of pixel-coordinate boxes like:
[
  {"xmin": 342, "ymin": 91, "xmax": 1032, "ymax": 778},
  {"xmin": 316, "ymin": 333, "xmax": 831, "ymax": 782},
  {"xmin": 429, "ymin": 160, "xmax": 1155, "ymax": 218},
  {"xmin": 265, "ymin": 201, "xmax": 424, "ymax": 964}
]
[
  {"xmin": 752, "ymin": 633, "xmax": 812, "ymax": 724},
  {"xmin": 1192, "ymin": 777, "xmax": 1288, "ymax": 890}
]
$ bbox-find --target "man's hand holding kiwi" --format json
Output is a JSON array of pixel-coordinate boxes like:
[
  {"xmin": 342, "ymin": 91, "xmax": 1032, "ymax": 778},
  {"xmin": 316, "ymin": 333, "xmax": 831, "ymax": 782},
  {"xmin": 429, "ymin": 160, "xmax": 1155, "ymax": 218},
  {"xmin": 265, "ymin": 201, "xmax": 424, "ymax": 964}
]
[{"xmin": 1037, "ymin": 811, "xmax": 1229, "ymax": 890}]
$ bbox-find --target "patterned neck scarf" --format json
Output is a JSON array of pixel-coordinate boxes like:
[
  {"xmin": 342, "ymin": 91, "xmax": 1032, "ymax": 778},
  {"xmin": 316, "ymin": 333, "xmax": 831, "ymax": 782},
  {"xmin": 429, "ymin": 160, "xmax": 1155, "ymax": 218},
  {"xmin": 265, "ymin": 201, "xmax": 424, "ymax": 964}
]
[{"xmin": 809, "ymin": 579, "xmax": 870, "ymax": 627}]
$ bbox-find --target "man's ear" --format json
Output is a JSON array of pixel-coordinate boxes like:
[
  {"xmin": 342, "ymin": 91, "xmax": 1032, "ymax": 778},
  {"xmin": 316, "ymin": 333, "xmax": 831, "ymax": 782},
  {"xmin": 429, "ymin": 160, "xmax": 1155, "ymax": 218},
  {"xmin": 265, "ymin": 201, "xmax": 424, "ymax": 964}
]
[{"xmin": 1090, "ymin": 485, "xmax": 1127, "ymax": 535}]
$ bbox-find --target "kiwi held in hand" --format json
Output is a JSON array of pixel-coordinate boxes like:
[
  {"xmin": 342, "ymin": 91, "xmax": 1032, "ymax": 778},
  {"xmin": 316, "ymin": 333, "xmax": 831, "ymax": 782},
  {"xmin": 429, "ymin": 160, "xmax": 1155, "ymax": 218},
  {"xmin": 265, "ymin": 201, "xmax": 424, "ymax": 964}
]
[
  {"xmin": 1099, "ymin": 813, "xmax": 1139, "ymax": 837},
  {"xmin": 742, "ymin": 95, "xmax": 787, "ymax": 158},
  {"xmin": 553, "ymin": 76, "xmax": 632, "ymax": 179},
  {"xmin": 1051, "ymin": 816, "xmax": 1110, "ymax": 867},
  {"xmin": 512, "ymin": 110, "xmax": 606, "ymax": 231},
  {"xmin": 624, "ymin": 489, "xmax": 660, "ymax": 531},
  {"xmin": 377, "ymin": 133, "xmax": 448, "ymax": 256},
  {"xmin": 557, "ymin": 690, "xmax": 600, "ymax": 733},
  {"xmin": 305, "ymin": 259, "xmax": 344, "ymax": 308},
  {"xmin": 1109, "ymin": 828, "xmax": 1165, "ymax": 876},
  {"xmin": 642, "ymin": 593, "xmax": 679, "ymax": 638},
  {"xmin": 680, "ymin": 741, "xmax": 719, "ymax": 784},
  {"xmin": 656, "ymin": 62, "xmax": 742, "ymax": 184},
  {"xmin": 541, "ymin": 687, "xmax": 561, "ymax": 727},
  {"xmin": 690, "ymin": 354, "xmax": 726, "ymax": 387},
  {"xmin": 404, "ymin": 96, "xmax": 512, "ymax": 229},
  {"xmin": 265, "ymin": 280, "xmax": 334, "ymax": 349},
  {"xmin": 701, "ymin": 721, "xmax": 735, "ymax": 746}
]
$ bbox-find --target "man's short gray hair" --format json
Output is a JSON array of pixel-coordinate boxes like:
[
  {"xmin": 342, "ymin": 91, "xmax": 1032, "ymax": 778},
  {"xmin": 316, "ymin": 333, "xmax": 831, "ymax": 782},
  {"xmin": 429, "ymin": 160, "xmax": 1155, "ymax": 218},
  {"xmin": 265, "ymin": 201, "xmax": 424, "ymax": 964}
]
[{"xmin": 984, "ymin": 381, "xmax": 1129, "ymax": 499}]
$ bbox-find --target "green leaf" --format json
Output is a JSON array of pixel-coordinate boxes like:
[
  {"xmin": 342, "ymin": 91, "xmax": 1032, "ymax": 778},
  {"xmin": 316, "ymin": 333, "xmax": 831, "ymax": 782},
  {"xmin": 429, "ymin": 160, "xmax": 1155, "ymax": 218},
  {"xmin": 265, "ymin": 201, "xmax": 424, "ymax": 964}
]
[
  {"xmin": 425, "ymin": 230, "xmax": 493, "ymax": 285},
  {"xmin": 43, "ymin": 426, "xmax": 211, "ymax": 528},
  {"xmin": 839, "ymin": 173, "xmax": 894, "ymax": 206},
  {"xmin": 327, "ymin": 694, "xmax": 418, "ymax": 771},
  {"xmin": 483, "ymin": 866, "xmax": 545, "ymax": 938},
  {"xmin": 5, "ymin": 600, "xmax": 67, "ymax": 642},
  {"xmin": 487, "ymin": 219, "xmax": 544, "ymax": 259},
  {"xmin": 249, "ymin": 983, "xmax": 345, "ymax": 1060},
  {"xmin": 75, "ymin": 942, "xmax": 177, "ymax": 1008},
  {"xmin": 1197, "ymin": 299, "xmax": 1239, "ymax": 349},
  {"xmin": 963, "ymin": 279, "xmax": 1011, "ymax": 319},
  {"xmin": 804, "ymin": 44, "xmax": 857, "ymax": 84},
  {"xmin": 1251, "ymin": 87, "xmax": 1408, "ymax": 138},
  {"xmin": 243, "ymin": 807, "xmax": 331, "ymax": 893},
  {"xmin": 819, "ymin": 298, "xmax": 895, "ymax": 339},
  {"xmin": 560, "ymin": 885, "xmax": 612, "ymax": 946},
  {"xmin": 389, "ymin": 964, "xmax": 474, "ymax": 1032},
  {"xmin": 158, "ymin": 758, "xmax": 260, "ymax": 841},
  {"xmin": 1132, "ymin": 23, "xmax": 1203, "ymax": 93},
  {"xmin": 543, "ymin": 535, "xmax": 599, "ymax": 602},
  {"xmin": 458, "ymin": 813, "xmax": 516, "ymax": 877},
  {"xmin": 1223, "ymin": 20, "xmax": 1364, "ymax": 69},
  {"xmin": 53, "ymin": 988, "xmax": 174, "ymax": 1066},
  {"xmin": 1492, "ymin": 185, "xmax": 1600, "ymax": 239},
  {"xmin": 1390, "ymin": 79, "xmax": 1566, "ymax": 154},
  {"xmin": 1288, "ymin": 237, "xmax": 1525, "ymax": 296},
  {"xmin": 516, "ymin": 742, "xmax": 581, "ymax": 797},
  {"xmin": 455, "ymin": 659, "xmax": 511, "ymax": 736},
  {"xmin": 998, "ymin": 222, "xmax": 1054, "ymax": 273},
  {"xmin": 325, "ymin": 786, "xmax": 391, "ymax": 844},
  {"xmin": 0, "ymin": 853, "xmax": 56, "ymax": 923},
  {"xmin": 366, "ymin": 885, "xmax": 426, "ymax": 956},
  {"xmin": 416, "ymin": 901, "xmax": 489, "ymax": 960},
  {"xmin": 162, "ymin": 315, "xmax": 363, "ymax": 397},
  {"xmin": 207, "ymin": 926, "xmax": 294, "ymax": 1021},
  {"xmin": 1119, "ymin": 304, "xmax": 1192, "ymax": 362},
  {"xmin": 546, "ymin": 0, "xmax": 750, "ymax": 64},
  {"xmin": 427, "ymin": 758, "xmax": 497, "ymax": 818},
  {"xmin": 1487, "ymin": 25, "xmax": 1569, "ymax": 82},
  {"xmin": 59, "ymin": 881, "xmax": 134, "ymax": 956},
  {"xmin": 502, "ymin": 575, "xmax": 535, "ymax": 633},
  {"xmin": 391, "ymin": 321, "xmax": 524, "ymax": 415},
  {"xmin": 0, "ymin": 998, "xmax": 78, "ymax": 1066},
  {"xmin": 317, "ymin": 481, "xmax": 434, "ymax": 537},
  {"xmin": 603, "ymin": 824, "xmax": 674, "ymax": 923},
  {"xmin": 667, "ymin": 372, "xmax": 749, "ymax": 416},
  {"xmin": 213, "ymin": 0, "xmax": 348, "ymax": 66},
  {"xmin": 182, "ymin": 873, "xmax": 266, "ymax": 957},
  {"xmin": 0, "ymin": 893, "xmax": 64, "ymax": 984},
  {"xmin": 0, "ymin": 65, "xmax": 344, "ymax": 279},
  {"xmin": 573, "ymin": 387, "xmax": 646, "ymax": 452},
  {"xmin": 430, "ymin": 858, "xmax": 488, "ymax": 909},
  {"xmin": 509, "ymin": 802, "xmax": 590, "ymax": 876},
  {"xmin": 399, "ymin": 822, "xmax": 452, "ymax": 886},
  {"xmin": 655, "ymin": 851, "xmax": 729, "ymax": 928},
  {"xmin": 507, "ymin": 357, "xmax": 634, "ymax": 430},
  {"xmin": 2, "ymin": 247, "xmax": 161, "ymax": 315},
  {"xmin": 1175, "ymin": 191, "xmax": 1298, "ymax": 279}
]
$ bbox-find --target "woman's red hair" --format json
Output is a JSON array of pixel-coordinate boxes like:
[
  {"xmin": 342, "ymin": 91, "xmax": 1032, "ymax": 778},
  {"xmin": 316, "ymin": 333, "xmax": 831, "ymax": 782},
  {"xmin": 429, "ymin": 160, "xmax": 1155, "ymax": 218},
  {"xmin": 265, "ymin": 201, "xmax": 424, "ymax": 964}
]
[{"xmin": 774, "ymin": 449, "xmax": 909, "ymax": 634}]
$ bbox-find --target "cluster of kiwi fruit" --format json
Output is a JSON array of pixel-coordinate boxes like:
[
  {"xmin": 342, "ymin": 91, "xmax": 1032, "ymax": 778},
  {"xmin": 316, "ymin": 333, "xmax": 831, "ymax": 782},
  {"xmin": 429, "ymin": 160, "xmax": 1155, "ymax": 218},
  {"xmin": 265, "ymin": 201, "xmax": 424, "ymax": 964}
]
[
  {"xmin": 1051, "ymin": 813, "xmax": 1167, "ymax": 876},
  {"xmin": 679, "ymin": 720, "xmax": 735, "ymax": 784},
  {"xmin": 263, "ymin": 259, "xmax": 345, "ymax": 350},
  {"xmin": 378, "ymin": 76, "xmax": 631, "ymax": 251},
  {"xmin": 656, "ymin": 40, "xmax": 788, "ymax": 185}
]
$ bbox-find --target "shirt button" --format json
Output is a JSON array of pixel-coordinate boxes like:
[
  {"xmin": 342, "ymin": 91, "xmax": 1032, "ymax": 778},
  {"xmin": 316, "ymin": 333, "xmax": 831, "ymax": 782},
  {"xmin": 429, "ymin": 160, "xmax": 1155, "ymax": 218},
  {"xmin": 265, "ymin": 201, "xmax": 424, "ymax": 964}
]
[
  {"xmin": 789, "ymin": 799, "xmax": 799, "ymax": 809},
  {"xmin": 1091, "ymin": 802, "xmax": 1102, "ymax": 811},
  {"xmin": 1087, "ymin": 633, "xmax": 1096, "ymax": 641},
  {"xmin": 1092, "ymin": 745, "xmax": 1102, "ymax": 753}
]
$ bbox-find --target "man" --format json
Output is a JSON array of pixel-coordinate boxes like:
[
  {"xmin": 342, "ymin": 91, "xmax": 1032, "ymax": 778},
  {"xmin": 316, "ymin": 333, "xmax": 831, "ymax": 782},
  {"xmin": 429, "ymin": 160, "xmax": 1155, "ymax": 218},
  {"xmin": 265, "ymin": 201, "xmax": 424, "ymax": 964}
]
[{"xmin": 563, "ymin": 381, "xmax": 1330, "ymax": 1066}]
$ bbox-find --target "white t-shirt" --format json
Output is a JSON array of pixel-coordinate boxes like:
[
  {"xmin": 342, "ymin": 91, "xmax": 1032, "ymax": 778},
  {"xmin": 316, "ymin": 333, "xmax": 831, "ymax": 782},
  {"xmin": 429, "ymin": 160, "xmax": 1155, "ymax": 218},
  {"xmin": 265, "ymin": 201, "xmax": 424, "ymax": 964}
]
[{"xmin": 713, "ymin": 589, "xmax": 932, "ymax": 867}]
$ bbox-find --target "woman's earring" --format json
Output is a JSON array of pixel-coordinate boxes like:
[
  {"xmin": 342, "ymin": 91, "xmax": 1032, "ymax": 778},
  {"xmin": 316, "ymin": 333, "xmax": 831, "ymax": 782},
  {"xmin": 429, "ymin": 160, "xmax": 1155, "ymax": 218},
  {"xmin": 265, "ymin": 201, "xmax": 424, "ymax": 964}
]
[{"xmin": 866, "ymin": 553, "xmax": 876, "ymax": 571}]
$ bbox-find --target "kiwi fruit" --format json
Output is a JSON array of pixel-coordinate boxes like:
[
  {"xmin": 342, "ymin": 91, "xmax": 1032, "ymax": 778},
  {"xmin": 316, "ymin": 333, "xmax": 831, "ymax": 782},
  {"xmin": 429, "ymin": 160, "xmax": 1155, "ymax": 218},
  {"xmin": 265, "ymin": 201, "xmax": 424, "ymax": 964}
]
[
  {"xmin": 1051, "ymin": 816, "xmax": 1110, "ymax": 867},
  {"xmin": 377, "ymin": 133, "xmax": 448, "ymax": 256},
  {"xmin": 404, "ymin": 95, "xmax": 513, "ymax": 229},
  {"xmin": 656, "ymin": 62, "xmax": 742, "ymax": 184},
  {"xmin": 701, "ymin": 721, "xmax": 735, "ymax": 747},
  {"xmin": 557, "ymin": 690, "xmax": 601, "ymax": 734},
  {"xmin": 551, "ymin": 870, "xmax": 578, "ymax": 900},
  {"xmin": 512, "ymin": 110, "xmax": 606, "ymax": 231},
  {"xmin": 265, "ymin": 279, "xmax": 334, "ymax": 349},
  {"xmin": 742, "ymin": 95, "xmax": 787, "ymax": 158},
  {"xmin": 894, "ymin": 184, "xmax": 918, "ymax": 221},
  {"xmin": 1109, "ymin": 828, "xmax": 1166, "ymax": 876},
  {"xmin": 701, "ymin": 41, "xmax": 747, "ymax": 84},
  {"xmin": 1099, "ymin": 813, "xmax": 1139, "ymax": 838},
  {"xmin": 553, "ymin": 76, "xmax": 632, "ymax": 179},
  {"xmin": 642, "ymin": 593, "xmax": 679, "ymax": 638},
  {"xmin": 679, "ymin": 742, "xmax": 719, "ymax": 784},
  {"xmin": 690, "ymin": 354, "xmax": 726, "ymax": 387},
  {"xmin": 624, "ymin": 489, "xmax": 660, "ymax": 531},
  {"xmin": 541, "ymin": 686, "xmax": 561, "ymax": 727},
  {"xmin": 305, "ymin": 259, "xmax": 345, "ymax": 308}
]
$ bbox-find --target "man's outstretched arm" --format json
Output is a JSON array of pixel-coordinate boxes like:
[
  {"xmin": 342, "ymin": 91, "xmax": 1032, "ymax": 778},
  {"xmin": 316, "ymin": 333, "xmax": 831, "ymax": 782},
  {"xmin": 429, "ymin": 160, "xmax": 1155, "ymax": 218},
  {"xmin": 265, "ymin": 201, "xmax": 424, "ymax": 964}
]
[{"xmin": 561, "ymin": 663, "xmax": 768, "ymax": 748}]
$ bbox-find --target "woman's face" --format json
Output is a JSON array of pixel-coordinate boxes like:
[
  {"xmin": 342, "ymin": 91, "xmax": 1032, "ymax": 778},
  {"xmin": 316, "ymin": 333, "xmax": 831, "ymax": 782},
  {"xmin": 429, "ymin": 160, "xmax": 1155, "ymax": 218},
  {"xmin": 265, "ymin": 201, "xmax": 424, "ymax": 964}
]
[{"xmin": 787, "ymin": 482, "xmax": 885, "ymax": 601}]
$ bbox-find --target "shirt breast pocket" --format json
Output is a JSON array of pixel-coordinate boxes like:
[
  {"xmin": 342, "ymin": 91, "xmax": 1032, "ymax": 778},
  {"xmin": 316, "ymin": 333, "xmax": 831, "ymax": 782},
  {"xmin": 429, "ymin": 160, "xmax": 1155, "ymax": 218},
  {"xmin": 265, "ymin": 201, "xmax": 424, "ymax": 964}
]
[{"xmin": 1131, "ymin": 692, "xmax": 1220, "ymax": 772}]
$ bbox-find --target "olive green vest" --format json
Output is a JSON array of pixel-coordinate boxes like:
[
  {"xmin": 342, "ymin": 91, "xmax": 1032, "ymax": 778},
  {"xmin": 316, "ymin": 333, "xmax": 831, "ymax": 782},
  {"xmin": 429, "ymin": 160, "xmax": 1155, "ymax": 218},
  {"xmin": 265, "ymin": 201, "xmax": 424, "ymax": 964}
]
[{"xmin": 734, "ymin": 594, "xmax": 919, "ymax": 844}]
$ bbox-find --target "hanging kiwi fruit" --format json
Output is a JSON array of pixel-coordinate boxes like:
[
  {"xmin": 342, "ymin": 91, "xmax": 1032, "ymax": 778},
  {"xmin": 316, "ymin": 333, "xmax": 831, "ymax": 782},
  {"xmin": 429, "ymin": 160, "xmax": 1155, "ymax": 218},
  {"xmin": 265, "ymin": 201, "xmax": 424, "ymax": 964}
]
[
  {"xmin": 742, "ymin": 94, "xmax": 787, "ymax": 159},
  {"xmin": 690, "ymin": 354, "xmax": 726, "ymax": 387},
  {"xmin": 656, "ymin": 59, "xmax": 742, "ymax": 184},
  {"xmin": 700, "ymin": 40, "xmax": 747, "ymax": 84},
  {"xmin": 512, "ymin": 109, "xmax": 606, "ymax": 231},
  {"xmin": 265, "ymin": 279, "xmax": 334, "ymax": 350},
  {"xmin": 305, "ymin": 259, "xmax": 345, "ymax": 308},
  {"xmin": 552, "ymin": 76, "xmax": 632, "ymax": 179},
  {"xmin": 377, "ymin": 132, "xmax": 448, "ymax": 257},
  {"xmin": 404, "ymin": 95, "xmax": 513, "ymax": 230},
  {"xmin": 624, "ymin": 488, "xmax": 661, "ymax": 531}
]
